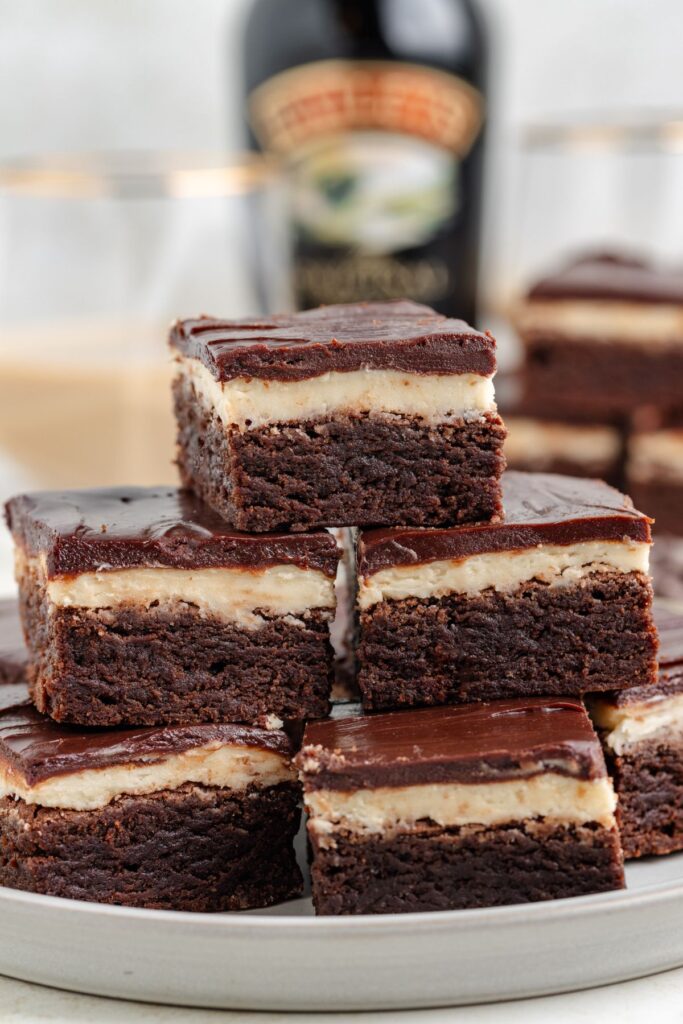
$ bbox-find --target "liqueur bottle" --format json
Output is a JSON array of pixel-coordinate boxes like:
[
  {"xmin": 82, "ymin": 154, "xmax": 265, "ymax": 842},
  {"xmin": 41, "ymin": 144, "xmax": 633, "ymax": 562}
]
[{"xmin": 243, "ymin": 0, "xmax": 488, "ymax": 323}]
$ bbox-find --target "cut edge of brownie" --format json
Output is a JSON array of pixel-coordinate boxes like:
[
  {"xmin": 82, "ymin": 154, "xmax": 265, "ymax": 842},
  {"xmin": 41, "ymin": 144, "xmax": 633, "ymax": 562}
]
[
  {"xmin": 172, "ymin": 373, "xmax": 506, "ymax": 532},
  {"xmin": 604, "ymin": 738, "xmax": 683, "ymax": 859},
  {"xmin": 357, "ymin": 569, "xmax": 657, "ymax": 709},
  {"xmin": 0, "ymin": 781, "xmax": 303, "ymax": 911},
  {"xmin": 521, "ymin": 333, "xmax": 683, "ymax": 414},
  {"xmin": 308, "ymin": 819, "xmax": 625, "ymax": 915},
  {"xmin": 21, "ymin": 579, "xmax": 334, "ymax": 726}
]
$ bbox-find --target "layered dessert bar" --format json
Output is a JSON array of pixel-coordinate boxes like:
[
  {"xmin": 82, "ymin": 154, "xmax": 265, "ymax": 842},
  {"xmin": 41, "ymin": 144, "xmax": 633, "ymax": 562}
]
[
  {"xmin": 590, "ymin": 606, "xmax": 683, "ymax": 858},
  {"xmin": 0, "ymin": 684, "xmax": 302, "ymax": 910},
  {"xmin": 357, "ymin": 471, "xmax": 657, "ymax": 709},
  {"xmin": 6, "ymin": 486, "xmax": 340, "ymax": 726},
  {"xmin": 515, "ymin": 252, "xmax": 683, "ymax": 416},
  {"xmin": 170, "ymin": 300, "xmax": 506, "ymax": 532},
  {"xmin": 0, "ymin": 599, "xmax": 26, "ymax": 685},
  {"xmin": 297, "ymin": 698, "xmax": 624, "ymax": 915}
]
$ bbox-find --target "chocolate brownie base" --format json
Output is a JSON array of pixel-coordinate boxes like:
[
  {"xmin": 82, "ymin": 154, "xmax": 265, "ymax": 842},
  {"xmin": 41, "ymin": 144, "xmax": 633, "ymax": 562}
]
[
  {"xmin": 22, "ymin": 573, "xmax": 333, "ymax": 726},
  {"xmin": 522, "ymin": 335, "xmax": 683, "ymax": 417},
  {"xmin": 0, "ymin": 782, "xmax": 302, "ymax": 911},
  {"xmin": 358, "ymin": 571, "xmax": 657, "ymax": 709},
  {"xmin": 608, "ymin": 740, "xmax": 683, "ymax": 858},
  {"xmin": 629, "ymin": 480, "xmax": 683, "ymax": 536},
  {"xmin": 173, "ymin": 375, "xmax": 506, "ymax": 532},
  {"xmin": 309, "ymin": 820, "xmax": 624, "ymax": 914}
]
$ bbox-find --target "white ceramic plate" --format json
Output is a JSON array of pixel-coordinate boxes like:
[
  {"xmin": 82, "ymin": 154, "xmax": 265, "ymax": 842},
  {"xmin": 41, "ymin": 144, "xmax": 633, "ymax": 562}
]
[{"xmin": 1, "ymin": 847, "xmax": 683, "ymax": 1011}]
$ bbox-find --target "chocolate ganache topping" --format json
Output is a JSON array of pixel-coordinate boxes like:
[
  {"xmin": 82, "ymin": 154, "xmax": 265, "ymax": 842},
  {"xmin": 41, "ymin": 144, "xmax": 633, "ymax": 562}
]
[
  {"xmin": 5, "ymin": 487, "xmax": 340, "ymax": 577},
  {"xmin": 528, "ymin": 252, "xmax": 683, "ymax": 306},
  {"xmin": 0, "ymin": 684, "xmax": 296, "ymax": 786},
  {"xmin": 298, "ymin": 697, "xmax": 605, "ymax": 791},
  {"xmin": 170, "ymin": 300, "xmax": 497, "ymax": 382},
  {"xmin": 359, "ymin": 471, "xmax": 651, "ymax": 575}
]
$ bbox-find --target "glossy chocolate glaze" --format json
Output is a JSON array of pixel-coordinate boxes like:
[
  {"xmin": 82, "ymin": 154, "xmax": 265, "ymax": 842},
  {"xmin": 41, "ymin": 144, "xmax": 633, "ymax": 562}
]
[
  {"xmin": 359, "ymin": 471, "xmax": 651, "ymax": 576},
  {"xmin": 611, "ymin": 604, "xmax": 683, "ymax": 706},
  {"xmin": 170, "ymin": 300, "xmax": 497, "ymax": 382},
  {"xmin": 298, "ymin": 697, "xmax": 605, "ymax": 790},
  {"xmin": 0, "ymin": 600, "xmax": 26, "ymax": 685},
  {"xmin": 527, "ymin": 252, "xmax": 683, "ymax": 306},
  {"xmin": 0, "ymin": 684, "xmax": 296, "ymax": 786},
  {"xmin": 5, "ymin": 487, "xmax": 340, "ymax": 577}
]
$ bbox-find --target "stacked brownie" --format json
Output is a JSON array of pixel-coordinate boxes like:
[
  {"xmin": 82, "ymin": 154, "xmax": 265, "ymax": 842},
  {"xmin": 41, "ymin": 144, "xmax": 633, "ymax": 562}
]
[
  {"xmin": 510, "ymin": 250, "xmax": 683, "ymax": 596},
  {"xmin": 298, "ymin": 698, "xmax": 625, "ymax": 914},
  {"xmin": 2, "ymin": 493, "xmax": 318, "ymax": 910},
  {"xmin": 170, "ymin": 301, "xmax": 506, "ymax": 530},
  {"xmin": 3, "ymin": 477, "xmax": 354, "ymax": 911},
  {"xmin": 1, "ymin": 297, "xmax": 668, "ymax": 918}
]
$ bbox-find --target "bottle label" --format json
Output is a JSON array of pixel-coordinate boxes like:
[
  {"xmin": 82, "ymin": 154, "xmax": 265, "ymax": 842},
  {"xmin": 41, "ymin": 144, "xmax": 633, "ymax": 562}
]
[{"xmin": 249, "ymin": 60, "xmax": 483, "ymax": 307}]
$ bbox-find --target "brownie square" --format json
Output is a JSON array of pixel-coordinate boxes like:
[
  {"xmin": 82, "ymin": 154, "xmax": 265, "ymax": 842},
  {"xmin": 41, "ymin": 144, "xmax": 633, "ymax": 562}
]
[
  {"xmin": 0, "ymin": 683, "xmax": 302, "ymax": 910},
  {"xmin": 5, "ymin": 486, "xmax": 341, "ymax": 726},
  {"xmin": 297, "ymin": 698, "xmax": 624, "ymax": 915},
  {"xmin": 590, "ymin": 604, "xmax": 683, "ymax": 858},
  {"xmin": 514, "ymin": 252, "xmax": 683, "ymax": 417},
  {"xmin": 170, "ymin": 300, "xmax": 506, "ymax": 532},
  {"xmin": 357, "ymin": 471, "xmax": 657, "ymax": 709}
]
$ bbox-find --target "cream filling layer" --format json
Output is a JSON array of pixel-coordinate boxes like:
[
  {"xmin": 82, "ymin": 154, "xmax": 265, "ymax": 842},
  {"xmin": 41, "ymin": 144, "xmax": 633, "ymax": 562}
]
[
  {"xmin": 628, "ymin": 429, "xmax": 683, "ymax": 484},
  {"xmin": 591, "ymin": 694, "xmax": 683, "ymax": 755},
  {"xmin": 180, "ymin": 356, "xmax": 496, "ymax": 431},
  {"xmin": 24, "ymin": 553, "xmax": 335, "ymax": 631},
  {"xmin": 0, "ymin": 743, "xmax": 294, "ymax": 811},
  {"xmin": 504, "ymin": 417, "xmax": 620, "ymax": 468},
  {"xmin": 358, "ymin": 540, "xmax": 650, "ymax": 609},
  {"xmin": 516, "ymin": 299, "xmax": 683, "ymax": 344},
  {"xmin": 305, "ymin": 775, "xmax": 617, "ymax": 836}
]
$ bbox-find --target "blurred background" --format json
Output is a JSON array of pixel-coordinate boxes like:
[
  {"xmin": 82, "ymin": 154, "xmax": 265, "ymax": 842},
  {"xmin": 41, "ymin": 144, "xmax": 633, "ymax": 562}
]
[{"xmin": 0, "ymin": 0, "xmax": 682, "ymax": 586}]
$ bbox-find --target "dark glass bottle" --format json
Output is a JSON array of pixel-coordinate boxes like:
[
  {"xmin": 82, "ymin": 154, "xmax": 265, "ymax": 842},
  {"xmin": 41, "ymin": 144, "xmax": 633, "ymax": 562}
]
[{"xmin": 243, "ymin": 0, "xmax": 487, "ymax": 324}]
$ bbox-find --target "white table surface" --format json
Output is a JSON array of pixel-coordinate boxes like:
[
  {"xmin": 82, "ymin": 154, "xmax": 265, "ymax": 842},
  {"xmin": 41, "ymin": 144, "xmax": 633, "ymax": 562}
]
[
  {"xmin": 1, "ymin": 495, "xmax": 681, "ymax": 1022},
  {"xmin": 1, "ymin": 966, "xmax": 683, "ymax": 1023}
]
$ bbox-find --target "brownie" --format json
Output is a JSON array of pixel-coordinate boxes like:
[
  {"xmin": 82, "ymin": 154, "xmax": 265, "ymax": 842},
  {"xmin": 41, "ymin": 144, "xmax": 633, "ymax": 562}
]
[
  {"xmin": 356, "ymin": 471, "xmax": 657, "ymax": 709},
  {"xmin": 170, "ymin": 300, "xmax": 506, "ymax": 532},
  {"xmin": 0, "ymin": 684, "xmax": 302, "ymax": 910},
  {"xmin": 0, "ymin": 599, "xmax": 26, "ymax": 685},
  {"xmin": 296, "ymin": 698, "xmax": 624, "ymax": 915},
  {"xmin": 5, "ymin": 486, "xmax": 340, "ymax": 726},
  {"xmin": 590, "ymin": 604, "xmax": 683, "ymax": 858},
  {"xmin": 514, "ymin": 252, "xmax": 683, "ymax": 417}
]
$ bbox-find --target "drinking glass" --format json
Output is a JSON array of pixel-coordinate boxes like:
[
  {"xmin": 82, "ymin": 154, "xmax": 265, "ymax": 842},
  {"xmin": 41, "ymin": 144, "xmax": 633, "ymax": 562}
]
[{"xmin": 0, "ymin": 151, "xmax": 290, "ymax": 585}]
